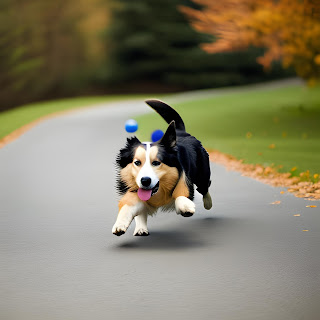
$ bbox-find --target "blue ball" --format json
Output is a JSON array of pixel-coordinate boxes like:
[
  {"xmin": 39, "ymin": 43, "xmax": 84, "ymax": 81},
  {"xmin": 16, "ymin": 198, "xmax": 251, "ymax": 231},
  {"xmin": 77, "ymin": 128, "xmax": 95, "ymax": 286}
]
[
  {"xmin": 125, "ymin": 119, "xmax": 138, "ymax": 133},
  {"xmin": 151, "ymin": 129, "xmax": 164, "ymax": 142}
]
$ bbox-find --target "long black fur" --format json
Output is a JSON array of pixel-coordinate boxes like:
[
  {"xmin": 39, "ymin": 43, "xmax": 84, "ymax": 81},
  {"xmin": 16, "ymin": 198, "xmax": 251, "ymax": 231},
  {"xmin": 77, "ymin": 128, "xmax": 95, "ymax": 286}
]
[
  {"xmin": 116, "ymin": 136, "xmax": 141, "ymax": 195},
  {"xmin": 148, "ymin": 101, "xmax": 211, "ymax": 200}
]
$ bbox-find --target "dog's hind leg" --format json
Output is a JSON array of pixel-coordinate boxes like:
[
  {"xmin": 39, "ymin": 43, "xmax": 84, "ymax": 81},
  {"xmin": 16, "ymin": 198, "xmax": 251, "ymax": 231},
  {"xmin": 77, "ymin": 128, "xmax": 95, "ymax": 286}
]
[
  {"xmin": 194, "ymin": 147, "xmax": 212, "ymax": 210},
  {"xmin": 133, "ymin": 212, "xmax": 149, "ymax": 236},
  {"xmin": 203, "ymin": 192, "xmax": 212, "ymax": 210}
]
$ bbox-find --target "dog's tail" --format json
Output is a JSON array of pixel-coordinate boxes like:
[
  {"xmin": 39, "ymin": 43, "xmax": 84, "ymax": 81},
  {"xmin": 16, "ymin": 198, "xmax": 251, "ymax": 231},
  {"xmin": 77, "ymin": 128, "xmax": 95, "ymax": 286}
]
[{"xmin": 145, "ymin": 99, "xmax": 186, "ymax": 131}]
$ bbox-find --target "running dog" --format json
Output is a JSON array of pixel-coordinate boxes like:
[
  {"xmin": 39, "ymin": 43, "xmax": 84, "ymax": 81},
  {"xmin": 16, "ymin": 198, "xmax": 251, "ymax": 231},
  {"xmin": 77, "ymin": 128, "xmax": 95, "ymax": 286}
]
[{"xmin": 112, "ymin": 99, "xmax": 212, "ymax": 236}]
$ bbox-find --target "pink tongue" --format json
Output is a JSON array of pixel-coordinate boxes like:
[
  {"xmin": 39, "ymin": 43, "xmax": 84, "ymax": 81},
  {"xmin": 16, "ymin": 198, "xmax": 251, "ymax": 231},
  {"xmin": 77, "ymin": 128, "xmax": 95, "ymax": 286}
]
[{"xmin": 138, "ymin": 188, "xmax": 152, "ymax": 201}]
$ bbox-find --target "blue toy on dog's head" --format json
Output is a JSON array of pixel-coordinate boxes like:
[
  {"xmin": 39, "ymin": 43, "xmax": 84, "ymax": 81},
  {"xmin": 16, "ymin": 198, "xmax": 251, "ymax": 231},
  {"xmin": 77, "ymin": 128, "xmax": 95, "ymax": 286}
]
[
  {"xmin": 124, "ymin": 119, "xmax": 163, "ymax": 142},
  {"xmin": 151, "ymin": 129, "xmax": 164, "ymax": 142},
  {"xmin": 113, "ymin": 99, "xmax": 212, "ymax": 237}
]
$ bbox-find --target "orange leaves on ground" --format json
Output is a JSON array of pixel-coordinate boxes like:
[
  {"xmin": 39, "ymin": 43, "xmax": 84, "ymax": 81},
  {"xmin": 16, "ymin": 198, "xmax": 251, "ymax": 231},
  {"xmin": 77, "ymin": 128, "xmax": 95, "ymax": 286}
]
[
  {"xmin": 293, "ymin": 214, "xmax": 301, "ymax": 216},
  {"xmin": 306, "ymin": 205, "xmax": 317, "ymax": 208},
  {"xmin": 271, "ymin": 201, "xmax": 281, "ymax": 205},
  {"xmin": 288, "ymin": 182, "xmax": 320, "ymax": 199},
  {"xmin": 209, "ymin": 150, "xmax": 320, "ymax": 201},
  {"xmin": 181, "ymin": 0, "xmax": 320, "ymax": 82}
]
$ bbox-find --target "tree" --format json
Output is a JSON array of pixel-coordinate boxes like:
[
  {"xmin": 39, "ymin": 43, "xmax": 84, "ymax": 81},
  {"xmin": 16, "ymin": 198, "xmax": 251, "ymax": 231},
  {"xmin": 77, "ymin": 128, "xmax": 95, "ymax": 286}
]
[
  {"xmin": 181, "ymin": 0, "xmax": 320, "ymax": 84},
  {"xmin": 102, "ymin": 0, "xmax": 213, "ymax": 89},
  {"xmin": 0, "ymin": 0, "xmax": 109, "ymax": 111},
  {"xmin": 102, "ymin": 0, "xmax": 288, "ymax": 90}
]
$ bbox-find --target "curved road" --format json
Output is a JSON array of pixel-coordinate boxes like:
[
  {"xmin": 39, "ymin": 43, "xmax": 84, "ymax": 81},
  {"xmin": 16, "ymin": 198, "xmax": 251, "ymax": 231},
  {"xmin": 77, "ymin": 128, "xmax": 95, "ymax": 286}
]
[{"xmin": 1, "ymin": 89, "xmax": 320, "ymax": 320}]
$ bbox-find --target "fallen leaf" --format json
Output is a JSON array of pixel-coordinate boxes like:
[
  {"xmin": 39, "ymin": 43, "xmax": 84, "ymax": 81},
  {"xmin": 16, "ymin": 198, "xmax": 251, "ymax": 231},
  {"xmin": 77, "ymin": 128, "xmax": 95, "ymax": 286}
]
[
  {"xmin": 246, "ymin": 132, "xmax": 252, "ymax": 138},
  {"xmin": 208, "ymin": 150, "xmax": 320, "ymax": 201},
  {"xmin": 306, "ymin": 205, "xmax": 317, "ymax": 208},
  {"xmin": 264, "ymin": 167, "xmax": 272, "ymax": 174},
  {"xmin": 271, "ymin": 201, "xmax": 281, "ymax": 204},
  {"xmin": 280, "ymin": 191, "xmax": 285, "ymax": 194},
  {"xmin": 293, "ymin": 214, "xmax": 300, "ymax": 216},
  {"xmin": 302, "ymin": 230, "xmax": 309, "ymax": 232},
  {"xmin": 269, "ymin": 143, "xmax": 276, "ymax": 149}
]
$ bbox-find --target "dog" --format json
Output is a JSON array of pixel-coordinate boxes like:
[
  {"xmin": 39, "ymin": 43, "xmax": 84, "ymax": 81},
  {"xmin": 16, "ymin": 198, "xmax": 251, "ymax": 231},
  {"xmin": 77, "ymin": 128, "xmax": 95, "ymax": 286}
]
[{"xmin": 112, "ymin": 99, "xmax": 212, "ymax": 236}]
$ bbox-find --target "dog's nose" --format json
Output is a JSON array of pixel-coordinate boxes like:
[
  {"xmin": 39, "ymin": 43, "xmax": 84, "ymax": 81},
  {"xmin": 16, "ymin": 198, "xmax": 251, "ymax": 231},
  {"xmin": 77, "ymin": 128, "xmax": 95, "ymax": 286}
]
[{"xmin": 141, "ymin": 177, "xmax": 151, "ymax": 187}]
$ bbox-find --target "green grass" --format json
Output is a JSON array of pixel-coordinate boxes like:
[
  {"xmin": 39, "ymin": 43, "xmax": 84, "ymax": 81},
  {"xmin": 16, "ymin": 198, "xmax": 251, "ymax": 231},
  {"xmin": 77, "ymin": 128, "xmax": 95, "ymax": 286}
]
[
  {"xmin": 136, "ymin": 85, "xmax": 320, "ymax": 177},
  {"xmin": 2, "ymin": 84, "xmax": 319, "ymax": 178},
  {"xmin": 0, "ymin": 95, "xmax": 145, "ymax": 140}
]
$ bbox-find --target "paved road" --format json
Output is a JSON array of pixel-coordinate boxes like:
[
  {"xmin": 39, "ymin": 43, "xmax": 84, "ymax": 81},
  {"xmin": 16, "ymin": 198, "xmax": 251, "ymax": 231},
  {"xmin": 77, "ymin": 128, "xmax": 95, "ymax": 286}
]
[{"xmin": 1, "ymin": 92, "xmax": 320, "ymax": 320}]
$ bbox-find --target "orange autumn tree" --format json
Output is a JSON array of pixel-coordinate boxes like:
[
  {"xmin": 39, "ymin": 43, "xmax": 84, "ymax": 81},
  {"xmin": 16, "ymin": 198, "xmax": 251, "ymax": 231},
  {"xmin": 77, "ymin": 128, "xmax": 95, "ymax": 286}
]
[{"xmin": 181, "ymin": 0, "xmax": 320, "ymax": 84}]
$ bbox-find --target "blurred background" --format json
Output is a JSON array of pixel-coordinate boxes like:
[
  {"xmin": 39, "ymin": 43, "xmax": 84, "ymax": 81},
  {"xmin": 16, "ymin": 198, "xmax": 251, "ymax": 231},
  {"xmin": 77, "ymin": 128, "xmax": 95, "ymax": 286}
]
[{"xmin": 1, "ymin": 0, "xmax": 303, "ymax": 112}]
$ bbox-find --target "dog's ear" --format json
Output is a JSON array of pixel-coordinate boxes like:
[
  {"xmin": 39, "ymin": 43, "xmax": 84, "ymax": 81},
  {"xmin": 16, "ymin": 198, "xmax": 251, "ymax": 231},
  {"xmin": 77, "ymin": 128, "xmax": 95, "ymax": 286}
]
[
  {"xmin": 126, "ymin": 136, "xmax": 141, "ymax": 148},
  {"xmin": 159, "ymin": 121, "xmax": 176, "ymax": 148},
  {"xmin": 116, "ymin": 136, "xmax": 141, "ymax": 168}
]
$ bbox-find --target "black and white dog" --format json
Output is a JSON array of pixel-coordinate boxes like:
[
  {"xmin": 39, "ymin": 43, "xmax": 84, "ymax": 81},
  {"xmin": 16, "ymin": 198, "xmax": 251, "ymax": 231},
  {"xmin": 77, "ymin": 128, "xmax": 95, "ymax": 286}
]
[{"xmin": 112, "ymin": 100, "xmax": 212, "ymax": 236}]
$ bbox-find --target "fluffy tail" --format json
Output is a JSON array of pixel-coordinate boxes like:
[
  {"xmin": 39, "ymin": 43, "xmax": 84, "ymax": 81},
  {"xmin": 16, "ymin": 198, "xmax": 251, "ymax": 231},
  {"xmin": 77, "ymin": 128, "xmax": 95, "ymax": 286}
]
[{"xmin": 145, "ymin": 99, "xmax": 186, "ymax": 131}]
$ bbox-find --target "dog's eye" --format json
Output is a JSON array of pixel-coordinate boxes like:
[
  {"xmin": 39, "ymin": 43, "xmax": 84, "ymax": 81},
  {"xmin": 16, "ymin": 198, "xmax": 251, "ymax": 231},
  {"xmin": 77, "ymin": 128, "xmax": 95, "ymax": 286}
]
[
  {"xmin": 152, "ymin": 161, "xmax": 161, "ymax": 167},
  {"xmin": 134, "ymin": 160, "xmax": 141, "ymax": 166}
]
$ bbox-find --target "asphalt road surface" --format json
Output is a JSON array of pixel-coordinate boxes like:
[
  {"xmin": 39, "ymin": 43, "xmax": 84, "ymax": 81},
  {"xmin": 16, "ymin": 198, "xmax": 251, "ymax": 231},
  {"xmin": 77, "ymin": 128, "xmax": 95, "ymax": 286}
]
[{"xmin": 1, "ymin": 95, "xmax": 320, "ymax": 320}]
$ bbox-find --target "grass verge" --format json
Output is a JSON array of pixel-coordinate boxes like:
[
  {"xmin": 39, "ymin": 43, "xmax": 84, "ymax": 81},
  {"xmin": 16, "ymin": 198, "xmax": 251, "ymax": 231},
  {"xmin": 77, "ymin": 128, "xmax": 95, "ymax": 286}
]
[
  {"xmin": 136, "ymin": 84, "xmax": 320, "ymax": 181},
  {"xmin": 0, "ymin": 95, "xmax": 145, "ymax": 141}
]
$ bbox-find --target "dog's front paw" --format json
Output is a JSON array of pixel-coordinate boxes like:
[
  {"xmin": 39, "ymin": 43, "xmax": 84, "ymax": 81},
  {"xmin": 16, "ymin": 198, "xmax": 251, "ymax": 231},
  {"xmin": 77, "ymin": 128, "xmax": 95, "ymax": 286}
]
[
  {"xmin": 175, "ymin": 196, "xmax": 195, "ymax": 217},
  {"xmin": 134, "ymin": 228, "xmax": 150, "ymax": 236},
  {"xmin": 112, "ymin": 224, "xmax": 127, "ymax": 236}
]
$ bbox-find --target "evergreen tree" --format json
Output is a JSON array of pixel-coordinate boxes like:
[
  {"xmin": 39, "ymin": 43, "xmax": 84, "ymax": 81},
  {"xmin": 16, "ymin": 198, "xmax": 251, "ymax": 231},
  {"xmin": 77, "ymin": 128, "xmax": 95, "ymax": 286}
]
[
  {"xmin": 102, "ymin": 0, "xmax": 290, "ymax": 90},
  {"xmin": 102, "ymin": 0, "xmax": 211, "ymax": 88}
]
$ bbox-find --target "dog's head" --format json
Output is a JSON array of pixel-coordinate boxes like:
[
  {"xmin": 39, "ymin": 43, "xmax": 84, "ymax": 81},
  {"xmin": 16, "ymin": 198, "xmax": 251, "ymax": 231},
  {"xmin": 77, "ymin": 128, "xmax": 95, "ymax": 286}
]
[{"xmin": 116, "ymin": 121, "xmax": 180, "ymax": 201}]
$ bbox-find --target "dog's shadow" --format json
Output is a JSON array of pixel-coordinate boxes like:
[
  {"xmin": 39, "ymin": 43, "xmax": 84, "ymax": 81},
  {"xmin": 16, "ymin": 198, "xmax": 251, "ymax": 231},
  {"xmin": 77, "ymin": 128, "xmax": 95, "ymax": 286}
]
[{"xmin": 113, "ymin": 216, "xmax": 234, "ymax": 251}]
